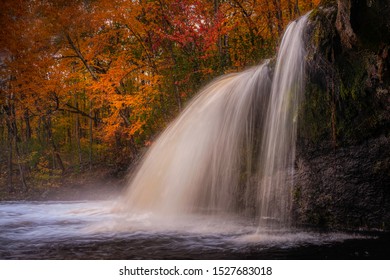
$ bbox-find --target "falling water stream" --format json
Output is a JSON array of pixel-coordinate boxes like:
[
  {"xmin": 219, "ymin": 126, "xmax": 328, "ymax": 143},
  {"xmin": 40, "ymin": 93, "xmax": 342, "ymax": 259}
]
[
  {"xmin": 120, "ymin": 14, "xmax": 308, "ymax": 227},
  {"xmin": 0, "ymin": 14, "xmax": 387, "ymax": 260}
]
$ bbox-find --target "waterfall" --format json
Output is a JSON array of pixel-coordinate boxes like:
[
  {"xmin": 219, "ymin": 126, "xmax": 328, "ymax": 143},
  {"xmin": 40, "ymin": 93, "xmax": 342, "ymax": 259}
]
[
  {"xmin": 258, "ymin": 14, "xmax": 308, "ymax": 226},
  {"xmin": 120, "ymin": 14, "xmax": 309, "ymax": 227}
]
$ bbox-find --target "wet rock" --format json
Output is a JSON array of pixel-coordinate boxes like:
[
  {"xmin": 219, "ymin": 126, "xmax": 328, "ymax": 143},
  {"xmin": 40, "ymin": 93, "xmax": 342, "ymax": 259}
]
[
  {"xmin": 293, "ymin": 0, "xmax": 390, "ymax": 231},
  {"xmin": 293, "ymin": 135, "xmax": 390, "ymax": 230}
]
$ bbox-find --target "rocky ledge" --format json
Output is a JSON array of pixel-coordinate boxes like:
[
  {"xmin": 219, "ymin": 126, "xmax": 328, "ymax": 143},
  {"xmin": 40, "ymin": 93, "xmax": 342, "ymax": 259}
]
[{"xmin": 292, "ymin": 0, "xmax": 390, "ymax": 231}]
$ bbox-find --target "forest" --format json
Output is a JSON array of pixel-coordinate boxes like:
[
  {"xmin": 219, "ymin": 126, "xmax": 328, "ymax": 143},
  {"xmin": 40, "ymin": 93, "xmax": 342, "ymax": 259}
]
[{"xmin": 0, "ymin": 0, "xmax": 319, "ymax": 195}]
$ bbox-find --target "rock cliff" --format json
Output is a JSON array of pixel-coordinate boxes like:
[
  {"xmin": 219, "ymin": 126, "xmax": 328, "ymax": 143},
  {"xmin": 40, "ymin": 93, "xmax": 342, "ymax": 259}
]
[{"xmin": 293, "ymin": 0, "xmax": 390, "ymax": 230}]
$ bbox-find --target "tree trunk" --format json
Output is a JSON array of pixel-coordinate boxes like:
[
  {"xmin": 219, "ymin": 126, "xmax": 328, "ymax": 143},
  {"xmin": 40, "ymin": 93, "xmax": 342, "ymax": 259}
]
[
  {"xmin": 14, "ymin": 139, "xmax": 28, "ymax": 191},
  {"xmin": 24, "ymin": 109, "xmax": 31, "ymax": 141},
  {"xmin": 294, "ymin": 0, "xmax": 300, "ymax": 16},
  {"xmin": 272, "ymin": 0, "xmax": 284, "ymax": 36},
  {"xmin": 158, "ymin": 1, "xmax": 182, "ymax": 111},
  {"xmin": 4, "ymin": 104, "xmax": 28, "ymax": 191},
  {"xmin": 75, "ymin": 99, "xmax": 82, "ymax": 166},
  {"xmin": 287, "ymin": 0, "xmax": 293, "ymax": 18},
  {"xmin": 168, "ymin": 34, "xmax": 182, "ymax": 111},
  {"xmin": 44, "ymin": 116, "xmax": 65, "ymax": 173},
  {"xmin": 265, "ymin": 0, "xmax": 275, "ymax": 39},
  {"xmin": 7, "ymin": 131, "xmax": 13, "ymax": 193},
  {"xmin": 214, "ymin": 0, "xmax": 226, "ymax": 71},
  {"xmin": 3, "ymin": 90, "xmax": 27, "ymax": 192},
  {"xmin": 89, "ymin": 100, "xmax": 93, "ymax": 170}
]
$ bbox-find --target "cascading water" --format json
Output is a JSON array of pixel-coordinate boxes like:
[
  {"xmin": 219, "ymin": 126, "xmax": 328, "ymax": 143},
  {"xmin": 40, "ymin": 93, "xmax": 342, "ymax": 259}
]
[
  {"xmin": 120, "ymin": 14, "xmax": 309, "ymax": 227},
  {"xmin": 257, "ymin": 14, "xmax": 308, "ymax": 226},
  {"xmin": 121, "ymin": 64, "xmax": 271, "ymax": 216}
]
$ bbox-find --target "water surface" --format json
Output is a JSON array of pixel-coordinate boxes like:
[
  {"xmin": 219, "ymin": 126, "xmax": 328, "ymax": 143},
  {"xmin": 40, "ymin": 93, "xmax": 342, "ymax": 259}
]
[{"xmin": 0, "ymin": 200, "xmax": 388, "ymax": 259}]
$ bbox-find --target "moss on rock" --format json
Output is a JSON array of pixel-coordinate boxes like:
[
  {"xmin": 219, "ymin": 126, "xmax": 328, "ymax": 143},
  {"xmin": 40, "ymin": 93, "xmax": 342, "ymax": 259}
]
[
  {"xmin": 301, "ymin": 0, "xmax": 389, "ymax": 147},
  {"xmin": 293, "ymin": 0, "xmax": 390, "ymax": 231}
]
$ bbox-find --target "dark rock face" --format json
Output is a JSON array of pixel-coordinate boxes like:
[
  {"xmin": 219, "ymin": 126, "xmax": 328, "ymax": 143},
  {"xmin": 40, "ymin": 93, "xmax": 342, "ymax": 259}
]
[
  {"xmin": 293, "ymin": 0, "xmax": 390, "ymax": 230},
  {"xmin": 293, "ymin": 136, "xmax": 390, "ymax": 230},
  {"xmin": 301, "ymin": 0, "xmax": 389, "ymax": 146}
]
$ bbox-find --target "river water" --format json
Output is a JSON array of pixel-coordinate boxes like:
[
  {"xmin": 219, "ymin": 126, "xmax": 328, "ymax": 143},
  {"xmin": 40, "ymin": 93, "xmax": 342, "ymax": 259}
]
[{"xmin": 0, "ymin": 200, "xmax": 388, "ymax": 259}]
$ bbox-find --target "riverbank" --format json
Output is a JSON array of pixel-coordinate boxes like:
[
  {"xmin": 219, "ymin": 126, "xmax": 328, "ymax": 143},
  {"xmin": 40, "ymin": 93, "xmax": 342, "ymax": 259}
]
[{"xmin": 0, "ymin": 167, "xmax": 126, "ymax": 201}]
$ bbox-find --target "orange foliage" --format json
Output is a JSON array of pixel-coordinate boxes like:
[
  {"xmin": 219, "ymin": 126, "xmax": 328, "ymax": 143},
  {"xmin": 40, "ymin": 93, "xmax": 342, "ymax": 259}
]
[{"xmin": 0, "ymin": 0, "xmax": 320, "ymax": 170}]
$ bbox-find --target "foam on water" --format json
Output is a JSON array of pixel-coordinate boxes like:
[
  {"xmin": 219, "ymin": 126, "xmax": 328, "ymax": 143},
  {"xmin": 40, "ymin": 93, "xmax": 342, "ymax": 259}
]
[{"xmin": 0, "ymin": 201, "xmax": 362, "ymax": 246}]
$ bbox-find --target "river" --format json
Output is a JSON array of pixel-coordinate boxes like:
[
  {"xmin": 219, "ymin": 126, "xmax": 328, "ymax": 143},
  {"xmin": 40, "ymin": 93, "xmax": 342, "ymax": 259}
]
[{"xmin": 0, "ymin": 200, "xmax": 388, "ymax": 259}]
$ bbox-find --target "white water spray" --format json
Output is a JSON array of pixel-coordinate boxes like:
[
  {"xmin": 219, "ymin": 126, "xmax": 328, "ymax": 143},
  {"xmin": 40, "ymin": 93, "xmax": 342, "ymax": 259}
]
[{"xmin": 120, "ymin": 14, "xmax": 309, "ymax": 227}]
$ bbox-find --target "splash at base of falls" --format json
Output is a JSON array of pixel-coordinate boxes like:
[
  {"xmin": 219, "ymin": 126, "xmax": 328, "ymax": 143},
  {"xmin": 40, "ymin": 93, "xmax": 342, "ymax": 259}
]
[{"xmin": 119, "ymin": 14, "xmax": 310, "ymax": 227}]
